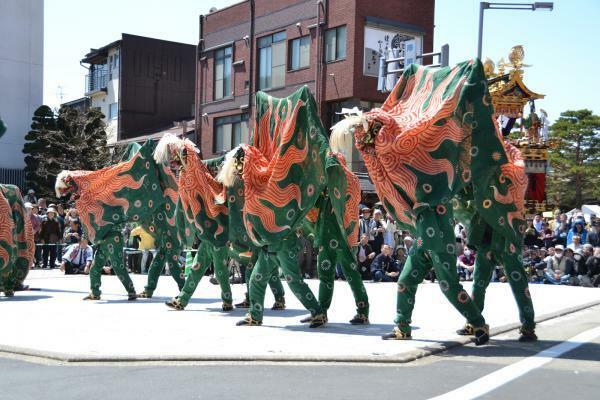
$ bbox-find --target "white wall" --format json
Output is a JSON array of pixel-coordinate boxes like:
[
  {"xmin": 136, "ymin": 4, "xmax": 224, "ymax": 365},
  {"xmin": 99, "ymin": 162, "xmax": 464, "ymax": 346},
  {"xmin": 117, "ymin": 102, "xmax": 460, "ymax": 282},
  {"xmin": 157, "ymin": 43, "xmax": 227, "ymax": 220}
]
[
  {"xmin": 0, "ymin": 0, "xmax": 44, "ymax": 169},
  {"xmin": 89, "ymin": 46, "xmax": 120, "ymax": 144}
]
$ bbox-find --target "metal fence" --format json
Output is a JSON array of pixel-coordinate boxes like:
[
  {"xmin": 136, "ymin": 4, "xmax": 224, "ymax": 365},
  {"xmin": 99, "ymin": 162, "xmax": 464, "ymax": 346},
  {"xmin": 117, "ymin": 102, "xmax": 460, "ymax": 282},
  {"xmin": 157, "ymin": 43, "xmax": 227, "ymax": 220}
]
[{"xmin": 0, "ymin": 168, "xmax": 26, "ymax": 190}]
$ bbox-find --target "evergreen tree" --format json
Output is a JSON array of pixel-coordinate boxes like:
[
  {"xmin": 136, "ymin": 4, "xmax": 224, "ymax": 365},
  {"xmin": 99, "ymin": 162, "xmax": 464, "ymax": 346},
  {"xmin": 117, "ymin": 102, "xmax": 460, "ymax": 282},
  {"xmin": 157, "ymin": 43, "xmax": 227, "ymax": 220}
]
[
  {"xmin": 547, "ymin": 109, "xmax": 600, "ymax": 209},
  {"xmin": 22, "ymin": 106, "xmax": 111, "ymax": 200}
]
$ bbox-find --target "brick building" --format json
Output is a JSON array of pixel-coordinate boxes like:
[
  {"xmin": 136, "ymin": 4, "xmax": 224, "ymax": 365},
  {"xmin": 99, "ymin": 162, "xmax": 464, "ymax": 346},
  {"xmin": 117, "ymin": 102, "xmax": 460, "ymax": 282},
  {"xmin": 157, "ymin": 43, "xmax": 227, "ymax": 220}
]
[{"xmin": 196, "ymin": 0, "xmax": 434, "ymax": 178}]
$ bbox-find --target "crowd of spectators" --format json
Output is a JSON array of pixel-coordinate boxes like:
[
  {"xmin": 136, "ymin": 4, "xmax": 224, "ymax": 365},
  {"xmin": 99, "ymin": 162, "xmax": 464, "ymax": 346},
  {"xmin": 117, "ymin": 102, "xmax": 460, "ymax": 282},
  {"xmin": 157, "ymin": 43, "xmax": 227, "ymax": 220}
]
[{"xmin": 21, "ymin": 188, "xmax": 600, "ymax": 289}]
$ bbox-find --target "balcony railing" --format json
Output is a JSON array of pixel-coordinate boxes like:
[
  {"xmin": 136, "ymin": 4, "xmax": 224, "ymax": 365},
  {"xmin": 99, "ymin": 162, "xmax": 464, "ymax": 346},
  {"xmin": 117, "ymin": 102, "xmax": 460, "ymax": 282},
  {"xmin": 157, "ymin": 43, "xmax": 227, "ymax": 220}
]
[{"xmin": 85, "ymin": 68, "xmax": 109, "ymax": 95}]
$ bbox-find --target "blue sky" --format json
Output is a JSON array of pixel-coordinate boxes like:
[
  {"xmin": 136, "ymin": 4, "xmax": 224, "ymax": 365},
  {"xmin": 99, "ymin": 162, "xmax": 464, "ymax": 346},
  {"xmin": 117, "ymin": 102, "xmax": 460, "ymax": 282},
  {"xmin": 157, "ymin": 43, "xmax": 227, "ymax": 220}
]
[{"xmin": 44, "ymin": 0, "xmax": 600, "ymax": 121}]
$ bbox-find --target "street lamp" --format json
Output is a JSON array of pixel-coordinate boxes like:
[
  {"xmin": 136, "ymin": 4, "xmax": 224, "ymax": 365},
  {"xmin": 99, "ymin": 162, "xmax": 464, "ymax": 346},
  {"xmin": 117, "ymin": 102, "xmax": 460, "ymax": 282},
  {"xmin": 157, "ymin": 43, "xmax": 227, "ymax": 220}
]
[{"xmin": 477, "ymin": 2, "xmax": 553, "ymax": 59}]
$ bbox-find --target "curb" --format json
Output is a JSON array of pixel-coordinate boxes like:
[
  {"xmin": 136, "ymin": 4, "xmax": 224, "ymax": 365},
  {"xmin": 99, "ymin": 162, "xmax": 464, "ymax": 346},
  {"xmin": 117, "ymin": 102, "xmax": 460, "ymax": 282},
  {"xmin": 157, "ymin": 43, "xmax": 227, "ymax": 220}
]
[{"xmin": 2, "ymin": 299, "xmax": 600, "ymax": 364}]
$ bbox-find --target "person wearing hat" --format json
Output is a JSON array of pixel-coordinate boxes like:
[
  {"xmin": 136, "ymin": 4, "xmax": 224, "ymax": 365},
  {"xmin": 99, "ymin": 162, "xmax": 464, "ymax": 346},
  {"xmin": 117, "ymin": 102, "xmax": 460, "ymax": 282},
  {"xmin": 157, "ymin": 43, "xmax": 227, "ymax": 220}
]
[
  {"xmin": 63, "ymin": 218, "xmax": 83, "ymax": 244},
  {"xmin": 358, "ymin": 207, "xmax": 373, "ymax": 241},
  {"xmin": 24, "ymin": 189, "xmax": 37, "ymax": 205},
  {"xmin": 543, "ymin": 244, "xmax": 574, "ymax": 285},
  {"xmin": 40, "ymin": 207, "xmax": 61, "ymax": 269}
]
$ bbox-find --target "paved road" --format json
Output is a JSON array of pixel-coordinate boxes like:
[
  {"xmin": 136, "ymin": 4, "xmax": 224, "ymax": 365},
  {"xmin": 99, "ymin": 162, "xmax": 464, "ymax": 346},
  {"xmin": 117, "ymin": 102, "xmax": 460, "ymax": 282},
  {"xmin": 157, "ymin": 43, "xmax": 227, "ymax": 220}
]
[{"xmin": 1, "ymin": 305, "xmax": 599, "ymax": 400}]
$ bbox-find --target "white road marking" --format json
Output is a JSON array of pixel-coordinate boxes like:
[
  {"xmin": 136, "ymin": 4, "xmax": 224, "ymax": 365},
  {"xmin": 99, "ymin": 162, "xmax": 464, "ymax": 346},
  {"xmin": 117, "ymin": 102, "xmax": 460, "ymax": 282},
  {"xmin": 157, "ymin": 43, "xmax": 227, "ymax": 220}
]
[{"xmin": 429, "ymin": 326, "xmax": 600, "ymax": 400}]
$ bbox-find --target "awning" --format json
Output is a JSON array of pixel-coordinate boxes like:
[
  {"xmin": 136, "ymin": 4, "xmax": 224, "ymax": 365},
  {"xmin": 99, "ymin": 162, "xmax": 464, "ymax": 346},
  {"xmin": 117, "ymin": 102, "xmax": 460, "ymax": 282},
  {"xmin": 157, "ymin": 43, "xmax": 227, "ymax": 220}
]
[{"xmin": 356, "ymin": 172, "xmax": 376, "ymax": 193}]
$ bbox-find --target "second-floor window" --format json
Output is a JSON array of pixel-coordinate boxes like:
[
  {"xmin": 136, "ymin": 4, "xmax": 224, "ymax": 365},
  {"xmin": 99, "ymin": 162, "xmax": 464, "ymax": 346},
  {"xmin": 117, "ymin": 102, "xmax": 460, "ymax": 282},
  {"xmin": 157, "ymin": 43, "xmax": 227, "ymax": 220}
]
[
  {"xmin": 214, "ymin": 114, "xmax": 249, "ymax": 154},
  {"xmin": 325, "ymin": 25, "xmax": 347, "ymax": 63},
  {"xmin": 214, "ymin": 46, "xmax": 232, "ymax": 100},
  {"xmin": 290, "ymin": 35, "xmax": 310, "ymax": 70},
  {"xmin": 258, "ymin": 31, "xmax": 286, "ymax": 90}
]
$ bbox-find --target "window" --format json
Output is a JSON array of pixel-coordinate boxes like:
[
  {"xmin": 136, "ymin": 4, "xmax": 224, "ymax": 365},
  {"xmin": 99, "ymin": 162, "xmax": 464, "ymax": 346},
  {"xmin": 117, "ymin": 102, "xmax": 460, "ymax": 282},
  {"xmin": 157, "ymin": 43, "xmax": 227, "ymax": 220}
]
[
  {"xmin": 108, "ymin": 102, "xmax": 118, "ymax": 120},
  {"xmin": 290, "ymin": 35, "xmax": 310, "ymax": 70},
  {"xmin": 258, "ymin": 31, "xmax": 286, "ymax": 90},
  {"xmin": 214, "ymin": 46, "xmax": 232, "ymax": 100},
  {"xmin": 214, "ymin": 114, "xmax": 249, "ymax": 153},
  {"xmin": 325, "ymin": 25, "xmax": 347, "ymax": 62},
  {"xmin": 108, "ymin": 50, "xmax": 120, "ymax": 80}
]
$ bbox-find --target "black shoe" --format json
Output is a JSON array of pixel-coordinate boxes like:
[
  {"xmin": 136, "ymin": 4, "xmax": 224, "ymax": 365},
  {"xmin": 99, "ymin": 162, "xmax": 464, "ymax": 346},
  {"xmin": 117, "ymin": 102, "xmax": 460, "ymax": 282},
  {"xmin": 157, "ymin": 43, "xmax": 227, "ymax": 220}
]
[
  {"xmin": 222, "ymin": 302, "xmax": 233, "ymax": 311},
  {"xmin": 235, "ymin": 299, "xmax": 250, "ymax": 308},
  {"xmin": 381, "ymin": 327, "xmax": 412, "ymax": 340},
  {"xmin": 236, "ymin": 314, "xmax": 262, "ymax": 326},
  {"xmin": 309, "ymin": 313, "xmax": 327, "ymax": 328},
  {"xmin": 128, "ymin": 293, "xmax": 138, "ymax": 301},
  {"xmin": 14, "ymin": 283, "xmax": 29, "ymax": 291},
  {"xmin": 300, "ymin": 315, "xmax": 313, "ymax": 323},
  {"xmin": 518, "ymin": 327, "xmax": 538, "ymax": 342},
  {"xmin": 271, "ymin": 300, "xmax": 286, "ymax": 310},
  {"xmin": 165, "ymin": 297, "xmax": 185, "ymax": 310},
  {"xmin": 349, "ymin": 314, "xmax": 370, "ymax": 325},
  {"xmin": 83, "ymin": 293, "xmax": 101, "ymax": 301},
  {"xmin": 137, "ymin": 290, "xmax": 152, "ymax": 298},
  {"xmin": 473, "ymin": 324, "xmax": 490, "ymax": 346},
  {"xmin": 456, "ymin": 324, "xmax": 474, "ymax": 336},
  {"xmin": 209, "ymin": 276, "xmax": 219, "ymax": 285}
]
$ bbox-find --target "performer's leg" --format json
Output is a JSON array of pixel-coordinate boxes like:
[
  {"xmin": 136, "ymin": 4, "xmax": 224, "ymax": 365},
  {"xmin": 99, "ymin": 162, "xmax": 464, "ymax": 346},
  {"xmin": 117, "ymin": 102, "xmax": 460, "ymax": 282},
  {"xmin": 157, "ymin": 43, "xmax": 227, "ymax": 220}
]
[
  {"xmin": 209, "ymin": 244, "xmax": 233, "ymax": 309},
  {"xmin": 471, "ymin": 249, "xmax": 495, "ymax": 311},
  {"xmin": 171, "ymin": 242, "xmax": 211, "ymax": 308},
  {"xmin": 267, "ymin": 267, "xmax": 286, "ymax": 306},
  {"xmin": 88, "ymin": 245, "xmax": 106, "ymax": 298},
  {"xmin": 501, "ymin": 249, "xmax": 536, "ymax": 339},
  {"xmin": 105, "ymin": 233, "xmax": 136, "ymax": 297},
  {"xmin": 387, "ymin": 250, "xmax": 429, "ymax": 338},
  {"xmin": 166, "ymin": 249, "xmax": 185, "ymax": 291},
  {"xmin": 276, "ymin": 236, "xmax": 324, "ymax": 325},
  {"xmin": 142, "ymin": 247, "xmax": 166, "ymax": 297},
  {"xmin": 338, "ymin": 248, "xmax": 370, "ymax": 321},
  {"xmin": 245, "ymin": 249, "xmax": 277, "ymax": 323},
  {"xmin": 316, "ymin": 244, "xmax": 336, "ymax": 314}
]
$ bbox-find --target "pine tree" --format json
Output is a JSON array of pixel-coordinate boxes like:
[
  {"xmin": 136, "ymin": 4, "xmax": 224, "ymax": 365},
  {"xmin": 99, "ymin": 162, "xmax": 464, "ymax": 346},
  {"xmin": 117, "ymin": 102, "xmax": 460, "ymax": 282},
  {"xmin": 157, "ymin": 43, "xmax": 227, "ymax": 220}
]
[
  {"xmin": 547, "ymin": 109, "xmax": 600, "ymax": 209},
  {"xmin": 22, "ymin": 106, "xmax": 111, "ymax": 200}
]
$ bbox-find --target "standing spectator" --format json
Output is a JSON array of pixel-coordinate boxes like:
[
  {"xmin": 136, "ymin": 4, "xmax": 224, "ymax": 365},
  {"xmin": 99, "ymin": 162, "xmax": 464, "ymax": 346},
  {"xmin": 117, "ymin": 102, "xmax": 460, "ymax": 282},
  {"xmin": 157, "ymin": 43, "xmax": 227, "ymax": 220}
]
[
  {"xmin": 296, "ymin": 227, "xmax": 315, "ymax": 279},
  {"xmin": 457, "ymin": 246, "xmax": 476, "ymax": 281},
  {"xmin": 60, "ymin": 236, "xmax": 93, "ymax": 274},
  {"xmin": 567, "ymin": 218, "xmax": 588, "ymax": 246},
  {"xmin": 454, "ymin": 220, "xmax": 466, "ymax": 244},
  {"xmin": 382, "ymin": 214, "xmax": 397, "ymax": 249},
  {"xmin": 586, "ymin": 247, "xmax": 600, "ymax": 287},
  {"xmin": 28, "ymin": 203, "xmax": 43, "ymax": 268},
  {"xmin": 403, "ymin": 236, "xmax": 414, "ymax": 254},
  {"xmin": 371, "ymin": 245, "xmax": 399, "ymax": 282},
  {"xmin": 369, "ymin": 209, "xmax": 385, "ymax": 254},
  {"xmin": 40, "ymin": 207, "xmax": 61, "ymax": 269},
  {"xmin": 64, "ymin": 208, "xmax": 79, "ymax": 226},
  {"xmin": 63, "ymin": 219, "xmax": 83, "ymax": 244},
  {"xmin": 356, "ymin": 234, "xmax": 375, "ymax": 280},
  {"xmin": 24, "ymin": 189, "xmax": 37, "ymax": 204},
  {"xmin": 544, "ymin": 245, "xmax": 574, "ymax": 285},
  {"xmin": 358, "ymin": 208, "xmax": 372, "ymax": 241},
  {"xmin": 549, "ymin": 210, "xmax": 562, "ymax": 231},
  {"xmin": 554, "ymin": 222, "xmax": 569, "ymax": 247},
  {"xmin": 586, "ymin": 224, "xmax": 599, "ymax": 247},
  {"xmin": 37, "ymin": 198, "xmax": 47, "ymax": 215},
  {"xmin": 130, "ymin": 225, "xmax": 156, "ymax": 274}
]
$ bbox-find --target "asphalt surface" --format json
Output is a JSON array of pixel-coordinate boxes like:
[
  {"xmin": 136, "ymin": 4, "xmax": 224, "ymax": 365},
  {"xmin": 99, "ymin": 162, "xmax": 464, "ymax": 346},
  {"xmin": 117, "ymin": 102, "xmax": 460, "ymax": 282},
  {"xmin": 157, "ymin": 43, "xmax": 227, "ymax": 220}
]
[{"xmin": 1, "ymin": 304, "xmax": 599, "ymax": 400}]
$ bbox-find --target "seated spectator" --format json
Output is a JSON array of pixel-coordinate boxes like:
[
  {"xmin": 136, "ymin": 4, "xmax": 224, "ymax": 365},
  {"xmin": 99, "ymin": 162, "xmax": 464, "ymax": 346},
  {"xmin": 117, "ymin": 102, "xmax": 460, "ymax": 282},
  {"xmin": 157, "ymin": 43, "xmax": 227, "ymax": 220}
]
[
  {"xmin": 567, "ymin": 235, "xmax": 583, "ymax": 252},
  {"xmin": 369, "ymin": 209, "xmax": 385, "ymax": 255},
  {"xmin": 60, "ymin": 237, "xmax": 93, "ymax": 275},
  {"xmin": 63, "ymin": 219, "xmax": 83, "ymax": 244},
  {"xmin": 357, "ymin": 234, "xmax": 375, "ymax": 280},
  {"xmin": 130, "ymin": 225, "xmax": 156, "ymax": 274},
  {"xmin": 586, "ymin": 247, "xmax": 600, "ymax": 287},
  {"xmin": 567, "ymin": 218, "xmax": 588, "ymax": 246},
  {"xmin": 392, "ymin": 246, "xmax": 407, "ymax": 274},
  {"xmin": 371, "ymin": 245, "xmax": 399, "ymax": 282},
  {"xmin": 64, "ymin": 207, "xmax": 79, "ymax": 226},
  {"xmin": 457, "ymin": 246, "xmax": 476, "ymax": 281},
  {"xmin": 544, "ymin": 245, "xmax": 574, "ymax": 285},
  {"xmin": 554, "ymin": 223, "xmax": 569, "ymax": 247},
  {"xmin": 524, "ymin": 220, "xmax": 539, "ymax": 247},
  {"xmin": 533, "ymin": 214, "xmax": 544, "ymax": 234},
  {"xmin": 573, "ymin": 245, "xmax": 593, "ymax": 286}
]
